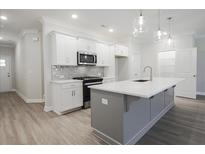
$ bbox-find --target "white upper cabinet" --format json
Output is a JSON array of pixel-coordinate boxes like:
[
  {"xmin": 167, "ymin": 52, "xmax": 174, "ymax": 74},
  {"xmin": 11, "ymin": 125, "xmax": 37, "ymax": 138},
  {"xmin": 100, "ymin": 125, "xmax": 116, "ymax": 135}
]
[
  {"xmin": 77, "ymin": 38, "xmax": 96, "ymax": 52},
  {"xmin": 114, "ymin": 44, "xmax": 128, "ymax": 57},
  {"xmin": 51, "ymin": 32, "xmax": 77, "ymax": 66},
  {"xmin": 50, "ymin": 32, "xmax": 111, "ymax": 67},
  {"xmin": 96, "ymin": 43, "xmax": 110, "ymax": 67}
]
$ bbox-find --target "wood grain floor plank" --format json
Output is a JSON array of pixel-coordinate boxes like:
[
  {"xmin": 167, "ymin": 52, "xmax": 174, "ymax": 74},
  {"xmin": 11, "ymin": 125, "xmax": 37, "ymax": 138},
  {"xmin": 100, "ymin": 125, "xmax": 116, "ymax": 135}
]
[{"xmin": 0, "ymin": 92, "xmax": 205, "ymax": 145}]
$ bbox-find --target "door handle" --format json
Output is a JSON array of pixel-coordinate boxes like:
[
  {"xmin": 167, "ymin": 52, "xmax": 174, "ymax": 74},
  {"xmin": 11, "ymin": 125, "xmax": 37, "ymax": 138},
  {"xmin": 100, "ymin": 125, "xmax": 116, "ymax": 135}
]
[
  {"xmin": 8, "ymin": 73, "xmax": 10, "ymax": 77},
  {"xmin": 193, "ymin": 75, "xmax": 196, "ymax": 77}
]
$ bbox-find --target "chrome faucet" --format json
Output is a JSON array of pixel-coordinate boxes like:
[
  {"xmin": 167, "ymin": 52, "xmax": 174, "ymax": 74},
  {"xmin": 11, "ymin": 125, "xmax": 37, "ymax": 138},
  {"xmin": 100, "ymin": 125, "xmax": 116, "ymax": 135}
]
[{"xmin": 143, "ymin": 66, "xmax": 153, "ymax": 81}]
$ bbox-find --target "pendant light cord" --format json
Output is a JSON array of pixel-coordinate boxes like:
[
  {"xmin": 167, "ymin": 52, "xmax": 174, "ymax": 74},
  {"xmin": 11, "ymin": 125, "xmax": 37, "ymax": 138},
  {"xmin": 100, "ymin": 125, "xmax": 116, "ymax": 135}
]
[
  {"xmin": 158, "ymin": 10, "xmax": 161, "ymax": 30},
  {"xmin": 168, "ymin": 17, "xmax": 172, "ymax": 37}
]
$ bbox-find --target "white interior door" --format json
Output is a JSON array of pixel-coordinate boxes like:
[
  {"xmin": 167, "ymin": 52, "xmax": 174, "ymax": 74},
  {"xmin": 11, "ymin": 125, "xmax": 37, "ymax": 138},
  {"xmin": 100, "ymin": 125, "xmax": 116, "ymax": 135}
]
[
  {"xmin": 175, "ymin": 48, "xmax": 197, "ymax": 99},
  {"xmin": 0, "ymin": 55, "xmax": 12, "ymax": 92}
]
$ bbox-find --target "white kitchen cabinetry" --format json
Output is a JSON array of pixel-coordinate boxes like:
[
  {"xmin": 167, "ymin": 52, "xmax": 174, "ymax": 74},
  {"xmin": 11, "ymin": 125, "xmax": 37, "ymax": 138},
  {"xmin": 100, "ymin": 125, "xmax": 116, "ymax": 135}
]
[
  {"xmin": 96, "ymin": 43, "xmax": 110, "ymax": 66},
  {"xmin": 51, "ymin": 81, "xmax": 83, "ymax": 115},
  {"xmin": 114, "ymin": 45, "xmax": 128, "ymax": 57},
  {"xmin": 77, "ymin": 38, "xmax": 96, "ymax": 52},
  {"xmin": 51, "ymin": 32, "xmax": 77, "ymax": 66}
]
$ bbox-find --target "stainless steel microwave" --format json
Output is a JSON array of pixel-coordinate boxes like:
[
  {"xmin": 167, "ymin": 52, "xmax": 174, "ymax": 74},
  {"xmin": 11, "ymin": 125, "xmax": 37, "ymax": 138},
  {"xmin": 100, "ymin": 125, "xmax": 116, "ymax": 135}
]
[{"xmin": 77, "ymin": 51, "xmax": 97, "ymax": 66}]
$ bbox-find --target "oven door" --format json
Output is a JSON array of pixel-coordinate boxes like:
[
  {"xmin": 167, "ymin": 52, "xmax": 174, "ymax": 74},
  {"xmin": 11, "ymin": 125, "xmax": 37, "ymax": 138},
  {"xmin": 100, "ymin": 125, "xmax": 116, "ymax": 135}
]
[
  {"xmin": 83, "ymin": 81, "xmax": 102, "ymax": 103},
  {"xmin": 77, "ymin": 52, "xmax": 97, "ymax": 65}
]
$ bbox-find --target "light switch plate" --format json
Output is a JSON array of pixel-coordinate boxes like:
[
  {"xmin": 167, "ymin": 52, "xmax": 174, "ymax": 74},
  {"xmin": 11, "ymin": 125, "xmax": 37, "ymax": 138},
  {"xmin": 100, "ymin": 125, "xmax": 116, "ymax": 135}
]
[{"xmin": 101, "ymin": 98, "xmax": 108, "ymax": 105}]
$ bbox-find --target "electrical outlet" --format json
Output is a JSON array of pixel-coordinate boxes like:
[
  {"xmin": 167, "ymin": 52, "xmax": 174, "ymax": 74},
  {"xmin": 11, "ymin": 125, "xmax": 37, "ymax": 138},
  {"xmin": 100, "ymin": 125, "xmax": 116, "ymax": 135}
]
[{"xmin": 101, "ymin": 98, "xmax": 108, "ymax": 105}]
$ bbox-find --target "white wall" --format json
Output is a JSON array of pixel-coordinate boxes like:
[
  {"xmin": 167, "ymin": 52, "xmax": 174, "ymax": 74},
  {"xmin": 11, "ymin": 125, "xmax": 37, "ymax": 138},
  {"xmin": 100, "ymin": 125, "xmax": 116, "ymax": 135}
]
[
  {"xmin": 195, "ymin": 37, "xmax": 205, "ymax": 94},
  {"xmin": 0, "ymin": 45, "xmax": 15, "ymax": 90},
  {"xmin": 15, "ymin": 31, "xmax": 43, "ymax": 103},
  {"xmin": 140, "ymin": 34, "xmax": 195, "ymax": 77}
]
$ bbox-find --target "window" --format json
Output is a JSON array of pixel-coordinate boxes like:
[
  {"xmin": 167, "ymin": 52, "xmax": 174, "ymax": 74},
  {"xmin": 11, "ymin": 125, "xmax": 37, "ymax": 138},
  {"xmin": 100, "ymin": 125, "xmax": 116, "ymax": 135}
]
[
  {"xmin": 158, "ymin": 50, "xmax": 176, "ymax": 66},
  {"xmin": 0, "ymin": 59, "xmax": 6, "ymax": 67},
  {"xmin": 158, "ymin": 50, "xmax": 176, "ymax": 77}
]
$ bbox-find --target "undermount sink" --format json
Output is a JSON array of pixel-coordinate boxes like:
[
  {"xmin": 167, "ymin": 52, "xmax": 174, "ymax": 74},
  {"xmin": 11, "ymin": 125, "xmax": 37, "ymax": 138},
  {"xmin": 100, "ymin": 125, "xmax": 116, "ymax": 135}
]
[{"xmin": 133, "ymin": 79, "xmax": 149, "ymax": 82}]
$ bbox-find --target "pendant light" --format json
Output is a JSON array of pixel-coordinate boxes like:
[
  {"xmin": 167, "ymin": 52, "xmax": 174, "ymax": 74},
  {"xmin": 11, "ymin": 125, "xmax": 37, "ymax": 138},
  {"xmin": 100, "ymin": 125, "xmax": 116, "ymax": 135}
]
[
  {"xmin": 133, "ymin": 10, "xmax": 146, "ymax": 37},
  {"xmin": 138, "ymin": 10, "xmax": 144, "ymax": 32},
  {"xmin": 157, "ymin": 10, "xmax": 162, "ymax": 40},
  {"xmin": 167, "ymin": 17, "xmax": 173, "ymax": 46}
]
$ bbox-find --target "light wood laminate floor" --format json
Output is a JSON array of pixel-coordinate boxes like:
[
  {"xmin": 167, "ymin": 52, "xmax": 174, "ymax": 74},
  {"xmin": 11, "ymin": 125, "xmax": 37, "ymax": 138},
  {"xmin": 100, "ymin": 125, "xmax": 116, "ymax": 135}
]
[{"xmin": 0, "ymin": 92, "xmax": 205, "ymax": 145}]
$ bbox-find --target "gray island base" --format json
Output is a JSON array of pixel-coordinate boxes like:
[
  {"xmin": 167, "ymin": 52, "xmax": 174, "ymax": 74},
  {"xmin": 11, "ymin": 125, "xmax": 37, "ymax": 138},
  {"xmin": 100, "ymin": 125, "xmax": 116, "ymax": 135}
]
[{"xmin": 90, "ymin": 86, "xmax": 175, "ymax": 145}]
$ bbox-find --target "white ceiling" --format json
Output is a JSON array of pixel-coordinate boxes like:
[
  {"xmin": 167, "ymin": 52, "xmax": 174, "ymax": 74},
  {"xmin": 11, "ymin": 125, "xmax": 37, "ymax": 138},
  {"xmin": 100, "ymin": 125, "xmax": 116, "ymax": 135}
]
[{"xmin": 1, "ymin": 9, "xmax": 205, "ymax": 43}]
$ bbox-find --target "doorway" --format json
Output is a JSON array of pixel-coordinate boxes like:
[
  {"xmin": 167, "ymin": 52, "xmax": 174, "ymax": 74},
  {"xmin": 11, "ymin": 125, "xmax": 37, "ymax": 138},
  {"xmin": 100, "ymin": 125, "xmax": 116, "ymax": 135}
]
[
  {"xmin": 0, "ymin": 55, "xmax": 12, "ymax": 92},
  {"xmin": 158, "ymin": 48, "xmax": 197, "ymax": 99}
]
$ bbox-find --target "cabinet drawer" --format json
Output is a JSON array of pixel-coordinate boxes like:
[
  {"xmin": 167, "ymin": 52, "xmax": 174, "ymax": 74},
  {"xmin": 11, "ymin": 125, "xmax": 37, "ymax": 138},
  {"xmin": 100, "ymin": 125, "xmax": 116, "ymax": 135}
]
[{"xmin": 61, "ymin": 82, "xmax": 82, "ymax": 89}]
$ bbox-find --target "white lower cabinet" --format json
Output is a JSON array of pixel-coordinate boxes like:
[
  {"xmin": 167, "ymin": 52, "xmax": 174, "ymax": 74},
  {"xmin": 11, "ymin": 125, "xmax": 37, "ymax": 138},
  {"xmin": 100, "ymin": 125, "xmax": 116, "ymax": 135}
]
[{"xmin": 51, "ymin": 81, "xmax": 83, "ymax": 114}]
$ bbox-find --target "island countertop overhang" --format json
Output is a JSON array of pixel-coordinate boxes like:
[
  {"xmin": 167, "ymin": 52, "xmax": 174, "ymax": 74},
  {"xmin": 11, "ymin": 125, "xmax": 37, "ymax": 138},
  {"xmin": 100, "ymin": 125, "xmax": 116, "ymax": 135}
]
[{"xmin": 89, "ymin": 77, "xmax": 183, "ymax": 98}]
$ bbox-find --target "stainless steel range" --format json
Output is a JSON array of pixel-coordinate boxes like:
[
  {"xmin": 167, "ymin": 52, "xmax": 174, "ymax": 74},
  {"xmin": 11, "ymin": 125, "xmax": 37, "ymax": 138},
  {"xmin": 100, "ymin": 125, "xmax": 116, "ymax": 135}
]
[{"xmin": 73, "ymin": 76, "xmax": 103, "ymax": 108}]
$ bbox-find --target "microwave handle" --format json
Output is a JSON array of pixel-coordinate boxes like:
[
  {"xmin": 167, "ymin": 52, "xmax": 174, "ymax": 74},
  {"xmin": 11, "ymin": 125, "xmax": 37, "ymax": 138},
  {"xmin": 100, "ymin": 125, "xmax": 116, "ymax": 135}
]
[{"xmin": 95, "ymin": 55, "xmax": 97, "ymax": 63}]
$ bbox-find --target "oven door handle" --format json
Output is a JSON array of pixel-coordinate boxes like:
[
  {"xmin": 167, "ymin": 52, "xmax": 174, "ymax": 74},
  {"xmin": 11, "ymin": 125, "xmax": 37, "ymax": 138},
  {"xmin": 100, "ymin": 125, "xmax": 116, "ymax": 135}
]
[{"xmin": 84, "ymin": 82, "xmax": 102, "ymax": 86}]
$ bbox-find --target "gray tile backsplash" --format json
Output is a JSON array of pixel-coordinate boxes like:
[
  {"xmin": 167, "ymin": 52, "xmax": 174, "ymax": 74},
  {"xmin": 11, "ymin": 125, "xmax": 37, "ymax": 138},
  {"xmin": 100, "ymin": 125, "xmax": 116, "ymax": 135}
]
[{"xmin": 52, "ymin": 66, "xmax": 104, "ymax": 80}]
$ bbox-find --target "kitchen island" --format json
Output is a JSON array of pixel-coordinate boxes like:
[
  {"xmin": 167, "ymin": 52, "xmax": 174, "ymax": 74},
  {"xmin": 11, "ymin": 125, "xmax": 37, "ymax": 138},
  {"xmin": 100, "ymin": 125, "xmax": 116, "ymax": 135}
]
[{"xmin": 89, "ymin": 77, "xmax": 183, "ymax": 145}]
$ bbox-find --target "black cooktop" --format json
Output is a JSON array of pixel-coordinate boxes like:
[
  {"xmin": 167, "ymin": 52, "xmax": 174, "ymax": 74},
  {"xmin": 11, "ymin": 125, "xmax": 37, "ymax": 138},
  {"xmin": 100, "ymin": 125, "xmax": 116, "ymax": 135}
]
[{"xmin": 73, "ymin": 76, "xmax": 103, "ymax": 81}]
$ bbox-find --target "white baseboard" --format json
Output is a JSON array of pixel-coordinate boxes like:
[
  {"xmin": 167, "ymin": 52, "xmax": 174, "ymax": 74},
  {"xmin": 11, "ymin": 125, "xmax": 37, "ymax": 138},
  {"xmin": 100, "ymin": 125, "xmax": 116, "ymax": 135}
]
[
  {"xmin": 44, "ymin": 105, "xmax": 53, "ymax": 112},
  {"xmin": 16, "ymin": 90, "xmax": 28, "ymax": 103},
  {"xmin": 26, "ymin": 99, "xmax": 44, "ymax": 103},
  {"xmin": 197, "ymin": 92, "xmax": 205, "ymax": 96},
  {"xmin": 16, "ymin": 90, "xmax": 44, "ymax": 103}
]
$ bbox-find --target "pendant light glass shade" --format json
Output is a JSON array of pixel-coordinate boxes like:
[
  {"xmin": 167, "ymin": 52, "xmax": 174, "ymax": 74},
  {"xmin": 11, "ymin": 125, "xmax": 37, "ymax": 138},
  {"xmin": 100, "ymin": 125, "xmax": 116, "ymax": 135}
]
[
  {"xmin": 155, "ymin": 10, "xmax": 167, "ymax": 41},
  {"xmin": 133, "ymin": 10, "xmax": 147, "ymax": 37},
  {"xmin": 168, "ymin": 35, "xmax": 172, "ymax": 46},
  {"xmin": 167, "ymin": 17, "xmax": 174, "ymax": 47}
]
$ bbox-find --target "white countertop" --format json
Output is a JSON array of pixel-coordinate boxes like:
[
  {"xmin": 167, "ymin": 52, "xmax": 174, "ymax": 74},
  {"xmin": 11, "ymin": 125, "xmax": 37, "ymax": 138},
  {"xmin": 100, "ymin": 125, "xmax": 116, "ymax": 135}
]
[
  {"xmin": 103, "ymin": 76, "xmax": 115, "ymax": 79},
  {"xmin": 89, "ymin": 77, "xmax": 183, "ymax": 98},
  {"xmin": 50, "ymin": 79, "xmax": 82, "ymax": 84}
]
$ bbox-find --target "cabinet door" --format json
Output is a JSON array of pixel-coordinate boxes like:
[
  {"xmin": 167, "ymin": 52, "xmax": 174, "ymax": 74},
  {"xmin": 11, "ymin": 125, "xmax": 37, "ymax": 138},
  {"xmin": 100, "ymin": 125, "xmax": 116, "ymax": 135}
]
[
  {"xmin": 63, "ymin": 35, "xmax": 77, "ymax": 65},
  {"xmin": 55, "ymin": 34, "xmax": 65, "ymax": 64},
  {"xmin": 114, "ymin": 45, "xmax": 128, "ymax": 57},
  {"xmin": 53, "ymin": 33, "xmax": 77, "ymax": 66},
  {"xmin": 72, "ymin": 87, "xmax": 83, "ymax": 108},
  {"xmin": 122, "ymin": 46, "xmax": 128, "ymax": 57},
  {"xmin": 103, "ymin": 44, "xmax": 110, "ymax": 66},
  {"xmin": 150, "ymin": 92, "xmax": 165, "ymax": 120},
  {"xmin": 96, "ymin": 43, "xmax": 104, "ymax": 66},
  {"xmin": 114, "ymin": 45, "xmax": 120, "ymax": 56},
  {"xmin": 60, "ymin": 88, "xmax": 73, "ymax": 112},
  {"xmin": 96, "ymin": 43, "xmax": 110, "ymax": 66},
  {"xmin": 165, "ymin": 87, "xmax": 174, "ymax": 107},
  {"xmin": 77, "ymin": 39, "xmax": 96, "ymax": 52}
]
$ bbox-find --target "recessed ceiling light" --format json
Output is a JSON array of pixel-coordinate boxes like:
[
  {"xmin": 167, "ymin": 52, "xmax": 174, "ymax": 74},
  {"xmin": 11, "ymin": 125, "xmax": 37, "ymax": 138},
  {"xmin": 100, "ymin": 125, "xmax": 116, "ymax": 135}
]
[
  {"xmin": 71, "ymin": 14, "xmax": 78, "ymax": 19},
  {"xmin": 0, "ymin": 16, "xmax": 7, "ymax": 20},
  {"xmin": 109, "ymin": 28, "xmax": 114, "ymax": 32},
  {"xmin": 163, "ymin": 32, "xmax": 168, "ymax": 35},
  {"xmin": 0, "ymin": 36, "xmax": 3, "ymax": 40}
]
